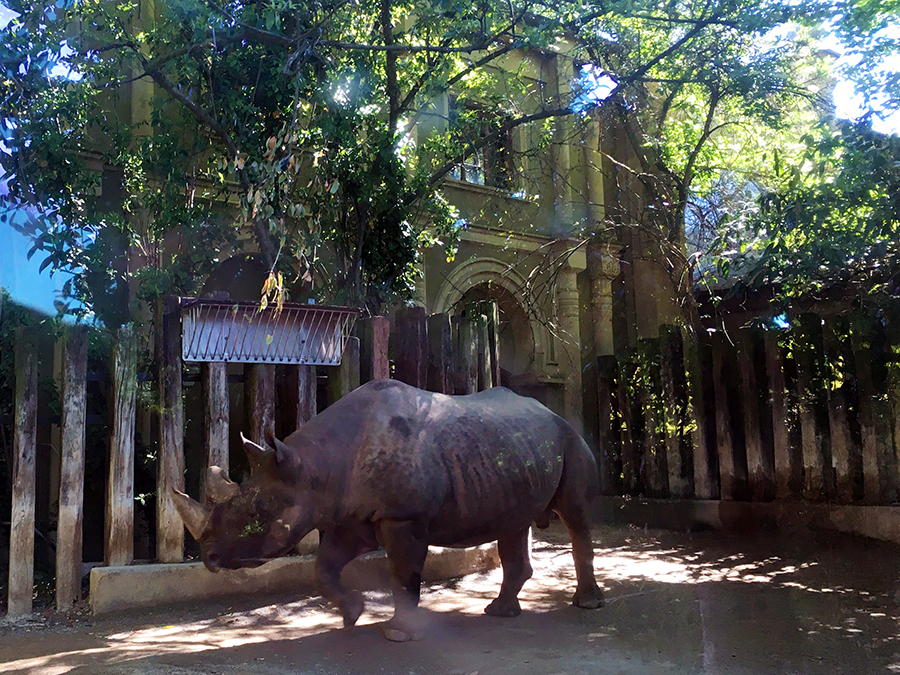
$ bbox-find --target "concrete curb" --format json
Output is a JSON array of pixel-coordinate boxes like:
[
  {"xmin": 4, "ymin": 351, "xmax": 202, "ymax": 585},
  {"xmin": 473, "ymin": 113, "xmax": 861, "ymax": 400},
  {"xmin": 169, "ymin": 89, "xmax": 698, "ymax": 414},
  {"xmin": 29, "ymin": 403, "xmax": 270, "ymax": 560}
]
[
  {"xmin": 594, "ymin": 495, "xmax": 900, "ymax": 544},
  {"xmin": 90, "ymin": 544, "xmax": 499, "ymax": 615}
]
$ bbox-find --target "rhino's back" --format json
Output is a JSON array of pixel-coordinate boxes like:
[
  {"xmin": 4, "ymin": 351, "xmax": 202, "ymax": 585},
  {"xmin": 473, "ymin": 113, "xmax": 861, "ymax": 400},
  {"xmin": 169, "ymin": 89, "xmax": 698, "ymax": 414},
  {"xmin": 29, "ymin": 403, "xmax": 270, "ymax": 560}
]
[{"xmin": 319, "ymin": 380, "xmax": 574, "ymax": 547}]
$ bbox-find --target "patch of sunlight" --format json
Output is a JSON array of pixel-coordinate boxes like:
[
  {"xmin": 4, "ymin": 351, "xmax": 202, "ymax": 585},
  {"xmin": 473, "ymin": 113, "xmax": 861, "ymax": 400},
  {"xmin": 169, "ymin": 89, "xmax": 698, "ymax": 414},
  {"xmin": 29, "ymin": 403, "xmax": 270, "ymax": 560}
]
[{"xmin": 3, "ymin": 601, "xmax": 354, "ymax": 673}]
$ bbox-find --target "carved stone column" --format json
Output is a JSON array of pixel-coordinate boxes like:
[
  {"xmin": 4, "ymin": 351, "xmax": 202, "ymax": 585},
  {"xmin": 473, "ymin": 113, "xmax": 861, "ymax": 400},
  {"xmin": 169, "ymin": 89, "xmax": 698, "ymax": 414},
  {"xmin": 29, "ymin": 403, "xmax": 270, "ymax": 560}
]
[{"xmin": 588, "ymin": 249, "xmax": 620, "ymax": 357}]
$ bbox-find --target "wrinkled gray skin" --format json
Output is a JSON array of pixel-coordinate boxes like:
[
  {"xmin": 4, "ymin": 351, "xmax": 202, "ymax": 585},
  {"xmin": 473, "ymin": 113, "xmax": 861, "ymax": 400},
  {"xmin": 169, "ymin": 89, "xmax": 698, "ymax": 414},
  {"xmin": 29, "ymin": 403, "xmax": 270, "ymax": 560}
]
[{"xmin": 173, "ymin": 379, "xmax": 604, "ymax": 642}]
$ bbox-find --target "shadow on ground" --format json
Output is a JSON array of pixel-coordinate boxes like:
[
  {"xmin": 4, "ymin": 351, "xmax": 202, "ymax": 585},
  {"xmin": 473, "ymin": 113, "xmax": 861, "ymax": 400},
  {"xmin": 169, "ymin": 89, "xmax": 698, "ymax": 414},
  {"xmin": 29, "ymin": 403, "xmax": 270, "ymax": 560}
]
[{"xmin": 3, "ymin": 523, "xmax": 900, "ymax": 674}]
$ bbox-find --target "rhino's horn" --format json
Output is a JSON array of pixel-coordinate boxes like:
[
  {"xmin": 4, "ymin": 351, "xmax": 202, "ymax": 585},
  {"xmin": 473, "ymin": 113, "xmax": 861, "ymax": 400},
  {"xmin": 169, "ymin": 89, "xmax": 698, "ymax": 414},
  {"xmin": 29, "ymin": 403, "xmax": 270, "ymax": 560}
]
[
  {"xmin": 207, "ymin": 465, "xmax": 240, "ymax": 503},
  {"xmin": 171, "ymin": 489, "xmax": 210, "ymax": 541}
]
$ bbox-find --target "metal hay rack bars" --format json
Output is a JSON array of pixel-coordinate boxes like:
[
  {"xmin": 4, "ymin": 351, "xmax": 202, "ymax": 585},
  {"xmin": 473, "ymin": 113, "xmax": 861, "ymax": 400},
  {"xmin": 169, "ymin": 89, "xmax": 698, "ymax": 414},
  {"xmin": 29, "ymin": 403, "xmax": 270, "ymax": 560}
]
[{"xmin": 180, "ymin": 298, "xmax": 361, "ymax": 365}]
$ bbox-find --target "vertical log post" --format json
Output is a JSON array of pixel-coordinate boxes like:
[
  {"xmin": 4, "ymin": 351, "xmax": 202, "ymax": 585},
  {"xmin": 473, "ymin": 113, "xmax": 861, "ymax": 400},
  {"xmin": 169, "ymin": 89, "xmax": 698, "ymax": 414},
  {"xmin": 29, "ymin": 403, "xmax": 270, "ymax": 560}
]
[
  {"xmin": 889, "ymin": 334, "xmax": 900, "ymax": 503},
  {"xmin": 660, "ymin": 326, "xmax": 689, "ymax": 498},
  {"xmin": 737, "ymin": 330, "xmax": 775, "ymax": 501},
  {"xmin": 641, "ymin": 339, "xmax": 667, "ymax": 496},
  {"xmin": 427, "ymin": 313, "xmax": 453, "ymax": 394},
  {"xmin": 393, "ymin": 307, "xmax": 428, "ymax": 388},
  {"xmin": 796, "ymin": 315, "xmax": 825, "ymax": 501},
  {"xmin": 56, "ymin": 325, "xmax": 88, "ymax": 610},
  {"xmin": 851, "ymin": 318, "xmax": 889, "ymax": 503},
  {"xmin": 479, "ymin": 301, "xmax": 501, "ymax": 387},
  {"xmin": 764, "ymin": 330, "xmax": 793, "ymax": 500},
  {"xmin": 473, "ymin": 310, "xmax": 492, "ymax": 391},
  {"xmin": 359, "ymin": 316, "xmax": 390, "ymax": 384},
  {"xmin": 595, "ymin": 355, "xmax": 619, "ymax": 495},
  {"xmin": 617, "ymin": 360, "xmax": 639, "ymax": 494},
  {"xmin": 246, "ymin": 364, "xmax": 276, "ymax": 444},
  {"xmin": 285, "ymin": 364, "xmax": 317, "ymax": 430},
  {"xmin": 157, "ymin": 298, "xmax": 185, "ymax": 563},
  {"xmin": 453, "ymin": 315, "xmax": 478, "ymax": 395},
  {"xmin": 824, "ymin": 319, "xmax": 853, "ymax": 503},
  {"xmin": 200, "ymin": 362, "xmax": 229, "ymax": 501},
  {"xmin": 711, "ymin": 331, "xmax": 737, "ymax": 500},
  {"xmin": 685, "ymin": 334, "xmax": 714, "ymax": 499},
  {"xmin": 107, "ymin": 324, "xmax": 137, "ymax": 566},
  {"xmin": 7, "ymin": 327, "xmax": 38, "ymax": 618},
  {"xmin": 328, "ymin": 336, "xmax": 360, "ymax": 403}
]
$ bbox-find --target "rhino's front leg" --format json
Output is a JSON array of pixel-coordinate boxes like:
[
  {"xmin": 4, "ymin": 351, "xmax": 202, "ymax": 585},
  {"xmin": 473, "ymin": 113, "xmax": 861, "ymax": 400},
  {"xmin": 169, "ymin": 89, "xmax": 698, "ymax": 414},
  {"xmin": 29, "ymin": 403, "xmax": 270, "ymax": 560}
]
[
  {"xmin": 316, "ymin": 525, "xmax": 378, "ymax": 628},
  {"xmin": 378, "ymin": 519, "xmax": 429, "ymax": 642}
]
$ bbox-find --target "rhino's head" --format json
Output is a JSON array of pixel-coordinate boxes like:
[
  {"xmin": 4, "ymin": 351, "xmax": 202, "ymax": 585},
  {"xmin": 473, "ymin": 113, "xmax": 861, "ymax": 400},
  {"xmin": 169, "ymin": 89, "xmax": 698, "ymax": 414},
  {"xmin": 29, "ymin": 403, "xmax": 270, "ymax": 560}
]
[{"xmin": 172, "ymin": 434, "xmax": 315, "ymax": 572}]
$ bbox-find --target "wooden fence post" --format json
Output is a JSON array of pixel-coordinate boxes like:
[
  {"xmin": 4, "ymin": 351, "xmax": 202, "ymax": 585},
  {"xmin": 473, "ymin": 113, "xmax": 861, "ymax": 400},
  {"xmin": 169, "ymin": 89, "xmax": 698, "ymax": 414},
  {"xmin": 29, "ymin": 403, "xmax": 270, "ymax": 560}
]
[
  {"xmin": 795, "ymin": 315, "xmax": 826, "ymax": 501},
  {"xmin": 107, "ymin": 324, "xmax": 137, "ymax": 566},
  {"xmin": 157, "ymin": 298, "xmax": 185, "ymax": 563},
  {"xmin": 596, "ymin": 355, "xmax": 620, "ymax": 495},
  {"xmin": 763, "ymin": 330, "xmax": 793, "ymax": 500},
  {"xmin": 285, "ymin": 364, "xmax": 317, "ymax": 429},
  {"xmin": 889, "ymin": 334, "xmax": 900, "ymax": 504},
  {"xmin": 393, "ymin": 307, "xmax": 428, "ymax": 388},
  {"xmin": 246, "ymin": 364, "xmax": 276, "ymax": 443},
  {"xmin": 711, "ymin": 331, "xmax": 738, "ymax": 501},
  {"xmin": 823, "ymin": 319, "xmax": 854, "ymax": 503},
  {"xmin": 328, "ymin": 336, "xmax": 360, "ymax": 402},
  {"xmin": 617, "ymin": 360, "xmax": 640, "ymax": 494},
  {"xmin": 478, "ymin": 301, "xmax": 501, "ymax": 387},
  {"xmin": 660, "ymin": 326, "xmax": 691, "ymax": 498},
  {"xmin": 737, "ymin": 330, "xmax": 775, "ymax": 501},
  {"xmin": 56, "ymin": 325, "xmax": 88, "ymax": 611},
  {"xmin": 640, "ymin": 339, "xmax": 667, "ymax": 497},
  {"xmin": 427, "ymin": 313, "xmax": 453, "ymax": 394},
  {"xmin": 851, "ymin": 318, "xmax": 892, "ymax": 503},
  {"xmin": 453, "ymin": 315, "xmax": 478, "ymax": 395},
  {"xmin": 359, "ymin": 316, "xmax": 390, "ymax": 384},
  {"xmin": 685, "ymin": 334, "xmax": 715, "ymax": 499},
  {"xmin": 200, "ymin": 361, "xmax": 229, "ymax": 500},
  {"xmin": 473, "ymin": 310, "xmax": 492, "ymax": 391},
  {"xmin": 7, "ymin": 327, "xmax": 38, "ymax": 618}
]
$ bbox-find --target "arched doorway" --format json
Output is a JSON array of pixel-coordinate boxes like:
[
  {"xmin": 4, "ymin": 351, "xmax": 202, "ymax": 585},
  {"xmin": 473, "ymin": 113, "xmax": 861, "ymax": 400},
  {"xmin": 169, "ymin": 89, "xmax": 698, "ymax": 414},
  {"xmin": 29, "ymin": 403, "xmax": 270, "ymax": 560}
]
[{"xmin": 456, "ymin": 283, "xmax": 532, "ymax": 385}]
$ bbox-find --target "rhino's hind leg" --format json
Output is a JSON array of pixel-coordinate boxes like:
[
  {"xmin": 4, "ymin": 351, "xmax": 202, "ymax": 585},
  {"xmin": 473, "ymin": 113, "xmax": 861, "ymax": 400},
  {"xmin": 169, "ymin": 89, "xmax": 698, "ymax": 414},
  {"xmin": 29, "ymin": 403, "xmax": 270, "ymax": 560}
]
[
  {"xmin": 555, "ymin": 507, "xmax": 605, "ymax": 609},
  {"xmin": 379, "ymin": 519, "xmax": 430, "ymax": 642},
  {"xmin": 484, "ymin": 527, "xmax": 533, "ymax": 618}
]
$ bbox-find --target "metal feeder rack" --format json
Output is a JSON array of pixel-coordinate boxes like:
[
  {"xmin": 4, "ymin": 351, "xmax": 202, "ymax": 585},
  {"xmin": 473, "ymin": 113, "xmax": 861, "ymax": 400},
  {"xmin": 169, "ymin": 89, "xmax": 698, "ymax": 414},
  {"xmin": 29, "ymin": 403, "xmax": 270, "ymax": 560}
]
[{"xmin": 180, "ymin": 298, "xmax": 361, "ymax": 365}]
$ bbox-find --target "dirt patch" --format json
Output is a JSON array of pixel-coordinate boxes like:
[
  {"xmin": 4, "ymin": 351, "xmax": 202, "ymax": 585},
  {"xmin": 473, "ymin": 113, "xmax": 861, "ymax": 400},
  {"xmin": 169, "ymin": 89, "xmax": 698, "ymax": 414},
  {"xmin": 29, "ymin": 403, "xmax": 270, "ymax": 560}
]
[{"xmin": 2, "ymin": 523, "xmax": 900, "ymax": 674}]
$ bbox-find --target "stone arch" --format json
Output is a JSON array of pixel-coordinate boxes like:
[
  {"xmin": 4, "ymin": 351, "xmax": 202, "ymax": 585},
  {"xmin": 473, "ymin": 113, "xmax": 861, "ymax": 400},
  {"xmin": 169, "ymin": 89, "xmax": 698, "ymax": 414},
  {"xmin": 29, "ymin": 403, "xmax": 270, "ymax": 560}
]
[
  {"xmin": 433, "ymin": 258, "xmax": 527, "ymax": 315},
  {"xmin": 433, "ymin": 258, "xmax": 546, "ymax": 380}
]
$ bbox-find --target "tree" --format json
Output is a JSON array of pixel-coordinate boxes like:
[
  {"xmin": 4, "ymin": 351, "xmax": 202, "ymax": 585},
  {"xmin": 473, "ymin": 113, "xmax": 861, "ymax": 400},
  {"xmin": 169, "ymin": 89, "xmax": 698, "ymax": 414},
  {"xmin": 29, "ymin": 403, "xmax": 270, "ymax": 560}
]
[
  {"xmin": 726, "ymin": 120, "xmax": 900, "ymax": 309},
  {"xmin": 697, "ymin": 4, "xmax": 900, "ymax": 314},
  {"xmin": 0, "ymin": 0, "xmax": 867, "ymax": 325}
]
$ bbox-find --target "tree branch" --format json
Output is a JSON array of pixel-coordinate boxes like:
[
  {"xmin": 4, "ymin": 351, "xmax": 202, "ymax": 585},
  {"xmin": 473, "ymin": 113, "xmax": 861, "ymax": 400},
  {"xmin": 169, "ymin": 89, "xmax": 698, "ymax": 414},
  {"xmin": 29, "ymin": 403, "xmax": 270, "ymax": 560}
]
[{"xmin": 381, "ymin": 0, "xmax": 400, "ymax": 133}]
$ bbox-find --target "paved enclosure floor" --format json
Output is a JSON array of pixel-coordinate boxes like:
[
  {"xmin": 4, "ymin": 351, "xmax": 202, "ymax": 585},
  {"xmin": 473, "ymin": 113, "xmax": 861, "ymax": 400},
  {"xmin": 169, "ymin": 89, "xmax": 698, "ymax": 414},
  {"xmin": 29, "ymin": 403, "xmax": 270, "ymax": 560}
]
[{"xmin": 2, "ymin": 523, "xmax": 900, "ymax": 674}]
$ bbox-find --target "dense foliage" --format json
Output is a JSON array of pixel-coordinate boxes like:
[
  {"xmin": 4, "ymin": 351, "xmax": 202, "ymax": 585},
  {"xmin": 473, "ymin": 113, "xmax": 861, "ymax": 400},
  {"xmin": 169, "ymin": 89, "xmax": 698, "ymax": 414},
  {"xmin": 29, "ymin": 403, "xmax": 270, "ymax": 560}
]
[
  {"xmin": 721, "ymin": 121, "xmax": 900, "ymax": 309},
  {"xmin": 0, "ymin": 0, "xmax": 896, "ymax": 323}
]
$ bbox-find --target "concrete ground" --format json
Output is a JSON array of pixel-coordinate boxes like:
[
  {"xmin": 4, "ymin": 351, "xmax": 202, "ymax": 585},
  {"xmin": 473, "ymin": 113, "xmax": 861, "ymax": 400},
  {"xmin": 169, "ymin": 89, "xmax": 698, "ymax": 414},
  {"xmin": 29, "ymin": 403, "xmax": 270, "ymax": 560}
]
[{"xmin": 2, "ymin": 522, "xmax": 900, "ymax": 674}]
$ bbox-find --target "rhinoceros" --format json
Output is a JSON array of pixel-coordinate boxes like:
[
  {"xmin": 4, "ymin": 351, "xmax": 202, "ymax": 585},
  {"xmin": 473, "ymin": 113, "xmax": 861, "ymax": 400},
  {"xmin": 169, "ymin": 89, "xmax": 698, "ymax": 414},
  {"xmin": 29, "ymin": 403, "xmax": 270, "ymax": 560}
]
[{"xmin": 172, "ymin": 378, "xmax": 604, "ymax": 641}]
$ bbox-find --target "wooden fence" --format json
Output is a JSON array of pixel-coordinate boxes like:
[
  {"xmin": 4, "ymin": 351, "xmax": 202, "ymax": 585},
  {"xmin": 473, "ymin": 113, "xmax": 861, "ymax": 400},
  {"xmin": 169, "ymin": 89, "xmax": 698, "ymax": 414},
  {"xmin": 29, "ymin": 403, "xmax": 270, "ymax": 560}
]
[
  {"xmin": 596, "ymin": 314, "xmax": 900, "ymax": 508},
  {"xmin": 3, "ymin": 301, "xmax": 499, "ymax": 617}
]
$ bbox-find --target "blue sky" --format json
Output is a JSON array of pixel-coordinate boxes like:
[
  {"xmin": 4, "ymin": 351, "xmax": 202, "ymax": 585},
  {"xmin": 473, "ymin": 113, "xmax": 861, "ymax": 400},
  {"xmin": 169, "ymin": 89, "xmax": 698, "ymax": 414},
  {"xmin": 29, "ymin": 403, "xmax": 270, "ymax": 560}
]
[{"xmin": 0, "ymin": 219, "xmax": 69, "ymax": 316}]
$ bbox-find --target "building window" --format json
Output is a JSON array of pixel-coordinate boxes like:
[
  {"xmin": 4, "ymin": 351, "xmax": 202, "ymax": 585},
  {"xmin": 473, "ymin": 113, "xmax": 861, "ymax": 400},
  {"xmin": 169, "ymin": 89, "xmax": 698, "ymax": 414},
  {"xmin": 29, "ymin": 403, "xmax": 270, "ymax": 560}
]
[{"xmin": 448, "ymin": 96, "xmax": 514, "ymax": 190}]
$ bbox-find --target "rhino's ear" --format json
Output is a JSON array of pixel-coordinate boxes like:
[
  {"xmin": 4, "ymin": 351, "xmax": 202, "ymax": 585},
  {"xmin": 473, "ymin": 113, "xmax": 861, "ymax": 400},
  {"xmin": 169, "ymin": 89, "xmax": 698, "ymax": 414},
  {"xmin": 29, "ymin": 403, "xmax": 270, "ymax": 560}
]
[
  {"xmin": 241, "ymin": 432, "xmax": 287, "ymax": 474},
  {"xmin": 273, "ymin": 437, "xmax": 292, "ymax": 464},
  {"xmin": 172, "ymin": 489, "xmax": 210, "ymax": 541},
  {"xmin": 207, "ymin": 465, "xmax": 240, "ymax": 503}
]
